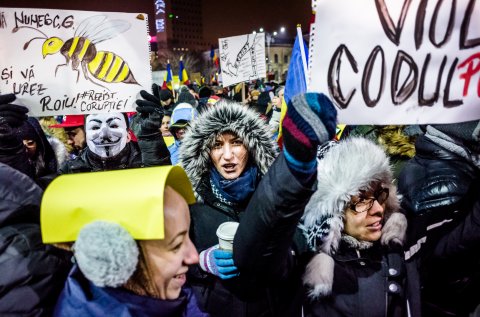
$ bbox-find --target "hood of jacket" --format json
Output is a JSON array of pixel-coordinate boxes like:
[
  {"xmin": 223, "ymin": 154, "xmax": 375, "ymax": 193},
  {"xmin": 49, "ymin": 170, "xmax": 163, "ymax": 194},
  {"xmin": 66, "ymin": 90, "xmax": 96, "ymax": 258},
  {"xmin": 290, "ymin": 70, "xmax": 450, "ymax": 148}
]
[
  {"xmin": 0, "ymin": 162, "xmax": 43, "ymax": 226},
  {"xmin": 180, "ymin": 100, "xmax": 278, "ymax": 193},
  {"xmin": 19, "ymin": 117, "xmax": 58, "ymax": 176}
]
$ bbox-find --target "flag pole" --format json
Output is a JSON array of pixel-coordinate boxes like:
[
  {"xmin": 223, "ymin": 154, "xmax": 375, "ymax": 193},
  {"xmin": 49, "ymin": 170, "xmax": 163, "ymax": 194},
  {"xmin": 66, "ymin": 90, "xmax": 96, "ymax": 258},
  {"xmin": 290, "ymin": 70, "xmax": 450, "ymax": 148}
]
[{"xmin": 296, "ymin": 24, "xmax": 309, "ymax": 90}]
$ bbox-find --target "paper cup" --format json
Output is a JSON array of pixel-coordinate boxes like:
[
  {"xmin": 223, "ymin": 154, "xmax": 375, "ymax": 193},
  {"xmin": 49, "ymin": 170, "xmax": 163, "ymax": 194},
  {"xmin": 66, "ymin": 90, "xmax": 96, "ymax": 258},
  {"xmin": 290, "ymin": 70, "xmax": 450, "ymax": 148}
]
[{"xmin": 216, "ymin": 222, "xmax": 239, "ymax": 251}]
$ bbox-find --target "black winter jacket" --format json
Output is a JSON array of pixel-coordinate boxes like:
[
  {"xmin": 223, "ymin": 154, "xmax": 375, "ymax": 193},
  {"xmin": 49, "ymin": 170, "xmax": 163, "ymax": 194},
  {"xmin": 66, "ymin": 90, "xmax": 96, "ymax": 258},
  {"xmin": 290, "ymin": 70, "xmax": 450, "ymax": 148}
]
[
  {"xmin": 0, "ymin": 163, "xmax": 71, "ymax": 316},
  {"xmin": 233, "ymin": 154, "xmax": 315, "ymax": 317},
  {"xmin": 59, "ymin": 136, "xmax": 171, "ymax": 174},
  {"xmin": 398, "ymin": 134, "xmax": 480, "ymax": 317},
  {"xmin": 59, "ymin": 142, "xmax": 142, "ymax": 174}
]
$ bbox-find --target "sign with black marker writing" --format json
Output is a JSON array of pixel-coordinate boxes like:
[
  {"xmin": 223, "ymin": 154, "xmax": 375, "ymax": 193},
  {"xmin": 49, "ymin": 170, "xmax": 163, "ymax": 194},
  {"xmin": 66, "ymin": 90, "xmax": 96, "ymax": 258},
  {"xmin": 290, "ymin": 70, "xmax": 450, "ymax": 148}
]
[
  {"xmin": 0, "ymin": 8, "xmax": 152, "ymax": 116},
  {"xmin": 219, "ymin": 33, "xmax": 266, "ymax": 87},
  {"xmin": 309, "ymin": 0, "xmax": 480, "ymax": 124}
]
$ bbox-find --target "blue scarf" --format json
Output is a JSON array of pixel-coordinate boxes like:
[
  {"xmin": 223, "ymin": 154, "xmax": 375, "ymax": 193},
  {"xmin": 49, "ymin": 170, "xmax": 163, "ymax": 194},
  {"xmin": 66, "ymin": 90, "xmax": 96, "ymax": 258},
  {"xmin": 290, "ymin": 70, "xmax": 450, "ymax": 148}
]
[{"xmin": 210, "ymin": 164, "xmax": 259, "ymax": 204}]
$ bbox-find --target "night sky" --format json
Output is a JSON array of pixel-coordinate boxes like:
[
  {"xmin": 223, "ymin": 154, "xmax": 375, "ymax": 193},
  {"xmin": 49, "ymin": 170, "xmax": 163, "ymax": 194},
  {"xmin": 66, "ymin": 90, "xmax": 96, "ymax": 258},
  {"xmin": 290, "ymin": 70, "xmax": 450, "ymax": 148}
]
[
  {"xmin": 1, "ymin": 0, "xmax": 311, "ymax": 45},
  {"xmin": 201, "ymin": 0, "xmax": 311, "ymax": 43}
]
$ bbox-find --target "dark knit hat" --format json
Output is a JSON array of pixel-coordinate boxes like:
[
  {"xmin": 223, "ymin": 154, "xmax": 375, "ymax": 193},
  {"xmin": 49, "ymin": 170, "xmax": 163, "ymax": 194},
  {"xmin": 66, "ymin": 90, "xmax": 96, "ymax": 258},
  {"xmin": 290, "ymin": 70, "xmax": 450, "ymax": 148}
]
[
  {"xmin": 159, "ymin": 89, "xmax": 173, "ymax": 102},
  {"xmin": 177, "ymin": 91, "xmax": 197, "ymax": 107},
  {"xmin": 198, "ymin": 86, "xmax": 212, "ymax": 99}
]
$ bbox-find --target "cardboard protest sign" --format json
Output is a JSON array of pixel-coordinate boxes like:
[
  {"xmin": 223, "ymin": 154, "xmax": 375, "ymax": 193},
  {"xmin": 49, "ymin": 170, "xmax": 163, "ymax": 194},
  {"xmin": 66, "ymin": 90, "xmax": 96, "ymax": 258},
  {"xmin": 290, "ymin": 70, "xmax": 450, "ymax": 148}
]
[
  {"xmin": 218, "ymin": 33, "xmax": 267, "ymax": 87},
  {"xmin": 0, "ymin": 8, "xmax": 152, "ymax": 116},
  {"xmin": 309, "ymin": 0, "xmax": 480, "ymax": 124}
]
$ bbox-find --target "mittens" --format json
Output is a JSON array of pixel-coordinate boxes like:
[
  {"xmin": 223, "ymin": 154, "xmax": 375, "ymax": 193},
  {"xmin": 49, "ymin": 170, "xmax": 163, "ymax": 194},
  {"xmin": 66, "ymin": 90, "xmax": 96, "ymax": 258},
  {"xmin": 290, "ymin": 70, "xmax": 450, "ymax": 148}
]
[
  {"xmin": 199, "ymin": 244, "xmax": 239, "ymax": 280},
  {"xmin": 282, "ymin": 93, "xmax": 337, "ymax": 175}
]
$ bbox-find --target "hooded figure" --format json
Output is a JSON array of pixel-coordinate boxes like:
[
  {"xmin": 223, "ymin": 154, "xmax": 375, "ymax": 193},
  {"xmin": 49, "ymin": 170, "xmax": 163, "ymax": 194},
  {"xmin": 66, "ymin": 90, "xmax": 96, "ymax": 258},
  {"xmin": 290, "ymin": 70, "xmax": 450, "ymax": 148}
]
[
  {"xmin": 18, "ymin": 117, "xmax": 59, "ymax": 187},
  {"xmin": 179, "ymin": 100, "xmax": 278, "ymax": 316},
  {"xmin": 300, "ymin": 137, "xmax": 410, "ymax": 317}
]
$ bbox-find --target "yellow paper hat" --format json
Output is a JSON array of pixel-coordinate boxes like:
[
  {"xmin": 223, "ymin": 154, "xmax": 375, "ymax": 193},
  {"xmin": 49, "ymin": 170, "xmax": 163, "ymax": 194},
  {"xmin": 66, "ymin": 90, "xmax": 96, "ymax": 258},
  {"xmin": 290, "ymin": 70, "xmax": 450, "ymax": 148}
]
[{"xmin": 41, "ymin": 165, "xmax": 195, "ymax": 244}]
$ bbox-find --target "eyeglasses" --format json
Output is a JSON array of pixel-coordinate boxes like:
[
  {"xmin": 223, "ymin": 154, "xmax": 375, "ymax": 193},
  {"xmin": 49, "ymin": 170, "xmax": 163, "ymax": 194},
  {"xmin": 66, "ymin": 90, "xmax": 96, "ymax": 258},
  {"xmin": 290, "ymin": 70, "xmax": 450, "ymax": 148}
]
[{"xmin": 348, "ymin": 187, "xmax": 389, "ymax": 214}]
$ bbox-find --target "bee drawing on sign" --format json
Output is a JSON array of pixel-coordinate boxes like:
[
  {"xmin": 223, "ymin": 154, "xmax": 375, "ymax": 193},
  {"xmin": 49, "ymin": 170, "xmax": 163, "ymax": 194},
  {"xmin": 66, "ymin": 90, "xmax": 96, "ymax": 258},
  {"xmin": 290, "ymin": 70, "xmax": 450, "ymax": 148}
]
[{"xmin": 13, "ymin": 15, "xmax": 139, "ymax": 89}]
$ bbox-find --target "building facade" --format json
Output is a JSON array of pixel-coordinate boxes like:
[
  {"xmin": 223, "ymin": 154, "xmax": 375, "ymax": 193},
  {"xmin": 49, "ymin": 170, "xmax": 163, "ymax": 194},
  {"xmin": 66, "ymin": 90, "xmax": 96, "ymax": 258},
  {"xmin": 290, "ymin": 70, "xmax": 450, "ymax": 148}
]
[
  {"xmin": 267, "ymin": 44, "xmax": 292, "ymax": 82},
  {"xmin": 155, "ymin": 0, "xmax": 210, "ymax": 52}
]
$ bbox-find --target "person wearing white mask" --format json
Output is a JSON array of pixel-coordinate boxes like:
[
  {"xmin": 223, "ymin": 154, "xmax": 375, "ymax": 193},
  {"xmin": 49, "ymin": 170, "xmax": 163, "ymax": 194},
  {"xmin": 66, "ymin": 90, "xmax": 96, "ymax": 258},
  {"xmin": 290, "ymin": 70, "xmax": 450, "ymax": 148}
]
[{"xmin": 59, "ymin": 112, "xmax": 170, "ymax": 174}]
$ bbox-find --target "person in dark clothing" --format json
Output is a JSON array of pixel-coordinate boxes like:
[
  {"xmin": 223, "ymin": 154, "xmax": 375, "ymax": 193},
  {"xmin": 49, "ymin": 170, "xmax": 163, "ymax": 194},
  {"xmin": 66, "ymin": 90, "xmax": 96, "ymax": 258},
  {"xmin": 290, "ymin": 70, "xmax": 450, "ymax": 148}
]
[
  {"xmin": 0, "ymin": 116, "xmax": 34, "ymax": 179},
  {"xmin": 197, "ymin": 86, "xmax": 213, "ymax": 113},
  {"xmin": 41, "ymin": 166, "xmax": 208, "ymax": 317},
  {"xmin": 0, "ymin": 93, "xmax": 55, "ymax": 188},
  {"xmin": 398, "ymin": 121, "xmax": 480, "ymax": 317},
  {"xmin": 179, "ymin": 100, "xmax": 278, "ymax": 316},
  {"xmin": 0, "ymin": 162, "xmax": 71, "ymax": 317},
  {"xmin": 19, "ymin": 117, "xmax": 59, "ymax": 187}
]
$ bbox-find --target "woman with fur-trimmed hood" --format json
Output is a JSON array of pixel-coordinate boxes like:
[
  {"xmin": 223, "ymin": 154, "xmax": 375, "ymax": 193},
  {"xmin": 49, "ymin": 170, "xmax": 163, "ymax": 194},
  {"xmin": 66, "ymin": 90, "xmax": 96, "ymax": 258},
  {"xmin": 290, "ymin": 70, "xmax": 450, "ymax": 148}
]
[
  {"xmin": 300, "ymin": 137, "xmax": 410, "ymax": 317},
  {"xmin": 234, "ymin": 130, "xmax": 421, "ymax": 316},
  {"xmin": 179, "ymin": 99, "xmax": 278, "ymax": 316}
]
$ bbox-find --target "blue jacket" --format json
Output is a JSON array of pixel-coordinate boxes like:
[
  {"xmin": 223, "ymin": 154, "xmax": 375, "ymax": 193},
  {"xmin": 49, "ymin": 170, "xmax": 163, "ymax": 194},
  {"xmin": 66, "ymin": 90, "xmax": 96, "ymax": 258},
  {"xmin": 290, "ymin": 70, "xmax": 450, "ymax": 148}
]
[
  {"xmin": 168, "ymin": 140, "xmax": 181, "ymax": 165},
  {"xmin": 54, "ymin": 266, "xmax": 209, "ymax": 317}
]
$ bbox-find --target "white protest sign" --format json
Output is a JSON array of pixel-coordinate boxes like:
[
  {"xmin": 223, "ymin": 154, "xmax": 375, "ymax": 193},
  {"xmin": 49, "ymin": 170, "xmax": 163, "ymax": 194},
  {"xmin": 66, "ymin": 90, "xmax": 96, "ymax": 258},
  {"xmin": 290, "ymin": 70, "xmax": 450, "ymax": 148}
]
[
  {"xmin": 309, "ymin": 0, "xmax": 480, "ymax": 124},
  {"xmin": 218, "ymin": 33, "xmax": 266, "ymax": 87},
  {"xmin": 0, "ymin": 8, "xmax": 152, "ymax": 116}
]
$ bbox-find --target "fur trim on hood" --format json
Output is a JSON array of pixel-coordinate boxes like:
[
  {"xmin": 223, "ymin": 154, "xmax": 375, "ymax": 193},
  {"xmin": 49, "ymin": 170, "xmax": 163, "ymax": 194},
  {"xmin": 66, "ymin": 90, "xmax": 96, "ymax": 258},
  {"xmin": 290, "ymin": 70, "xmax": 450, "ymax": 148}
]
[
  {"xmin": 47, "ymin": 135, "xmax": 69, "ymax": 168},
  {"xmin": 300, "ymin": 137, "xmax": 406, "ymax": 298},
  {"xmin": 180, "ymin": 100, "xmax": 278, "ymax": 193}
]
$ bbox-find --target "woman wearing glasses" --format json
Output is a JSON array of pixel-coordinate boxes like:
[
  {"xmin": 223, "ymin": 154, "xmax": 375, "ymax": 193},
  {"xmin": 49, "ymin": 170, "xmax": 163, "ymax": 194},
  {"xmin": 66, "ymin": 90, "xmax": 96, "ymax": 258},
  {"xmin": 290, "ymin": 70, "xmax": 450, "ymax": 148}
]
[{"xmin": 235, "ymin": 137, "xmax": 416, "ymax": 317}]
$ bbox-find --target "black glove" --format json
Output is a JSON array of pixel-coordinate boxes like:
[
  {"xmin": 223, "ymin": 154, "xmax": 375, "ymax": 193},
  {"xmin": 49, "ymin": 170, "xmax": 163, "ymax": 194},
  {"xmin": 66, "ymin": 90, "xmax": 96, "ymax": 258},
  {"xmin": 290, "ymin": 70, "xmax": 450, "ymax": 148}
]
[
  {"xmin": 135, "ymin": 84, "xmax": 164, "ymax": 135},
  {"xmin": 0, "ymin": 94, "xmax": 29, "ymax": 128}
]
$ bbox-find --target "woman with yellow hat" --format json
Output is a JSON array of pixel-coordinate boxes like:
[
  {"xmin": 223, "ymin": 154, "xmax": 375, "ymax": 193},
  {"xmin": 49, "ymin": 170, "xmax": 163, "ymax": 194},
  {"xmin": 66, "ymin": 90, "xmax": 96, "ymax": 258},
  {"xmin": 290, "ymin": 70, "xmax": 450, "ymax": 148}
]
[{"xmin": 41, "ymin": 166, "xmax": 209, "ymax": 317}]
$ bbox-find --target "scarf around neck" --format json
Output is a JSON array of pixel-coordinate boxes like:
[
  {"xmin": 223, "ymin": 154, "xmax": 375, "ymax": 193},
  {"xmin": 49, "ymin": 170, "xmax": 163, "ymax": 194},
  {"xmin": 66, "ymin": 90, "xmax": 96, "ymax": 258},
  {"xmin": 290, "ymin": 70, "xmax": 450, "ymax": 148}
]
[{"xmin": 209, "ymin": 164, "xmax": 259, "ymax": 205}]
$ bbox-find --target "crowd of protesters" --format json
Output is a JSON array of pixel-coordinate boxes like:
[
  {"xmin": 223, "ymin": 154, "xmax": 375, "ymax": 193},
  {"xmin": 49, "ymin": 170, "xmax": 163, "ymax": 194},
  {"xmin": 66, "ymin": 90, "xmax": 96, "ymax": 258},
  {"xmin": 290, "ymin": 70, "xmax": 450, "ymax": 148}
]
[{"xmin": 1, "ymin": 76, "xmax": 480, "ymax": 317}]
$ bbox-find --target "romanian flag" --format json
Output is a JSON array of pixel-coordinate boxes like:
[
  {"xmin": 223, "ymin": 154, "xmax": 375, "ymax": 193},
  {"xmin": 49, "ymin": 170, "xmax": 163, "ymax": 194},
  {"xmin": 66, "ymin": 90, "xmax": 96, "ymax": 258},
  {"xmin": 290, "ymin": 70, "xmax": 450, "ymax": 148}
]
[
  {"xmin": 179, "ymin": 57, "xmax": 190, "ymax": 85},
  {"xmin": 162, "ymin": 60, "xmax": 173, "ymax": 90},
  {"xmin": 277, "ymin": 27, "xmax": 309, "ymax": 148},
  {"xmin": 211, "ymin": 47, "xmax": 219, "ymax": 69}
]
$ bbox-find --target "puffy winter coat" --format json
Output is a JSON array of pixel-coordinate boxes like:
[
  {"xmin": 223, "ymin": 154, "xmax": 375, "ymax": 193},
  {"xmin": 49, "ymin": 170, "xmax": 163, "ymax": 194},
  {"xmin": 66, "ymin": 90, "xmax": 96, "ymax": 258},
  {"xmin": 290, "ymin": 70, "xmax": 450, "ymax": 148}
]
[
  {"xmin": 0, "ymin": 163, "xmax": 71, "ymax": 316},
  {"xmin": 398, "ymin": 134, "xmax": 480, "ymax": 317}
]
